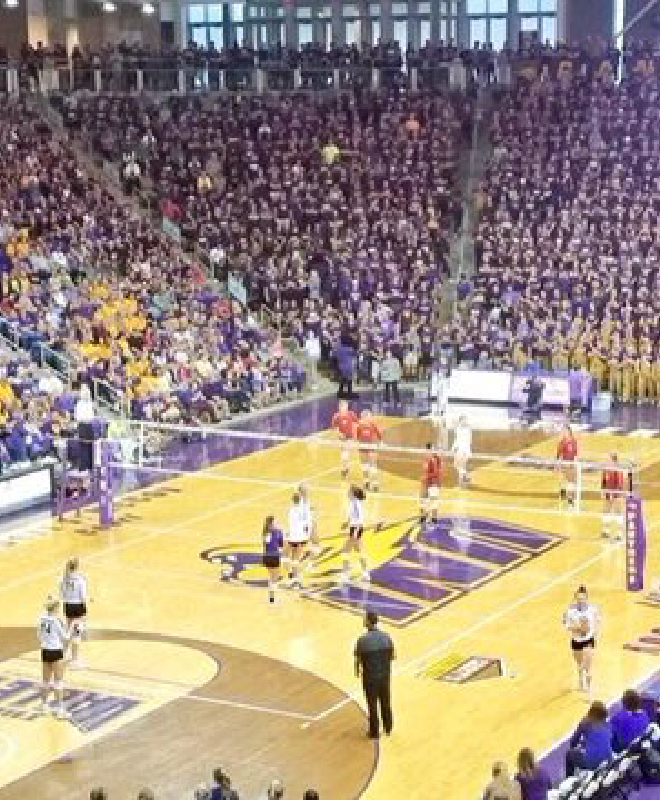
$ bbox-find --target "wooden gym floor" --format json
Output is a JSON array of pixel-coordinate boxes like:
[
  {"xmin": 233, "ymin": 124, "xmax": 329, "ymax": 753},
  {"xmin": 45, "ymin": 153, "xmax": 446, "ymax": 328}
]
[{"xmin": 0, "ymin": 410, "xmax": 659, "ymax": 800}]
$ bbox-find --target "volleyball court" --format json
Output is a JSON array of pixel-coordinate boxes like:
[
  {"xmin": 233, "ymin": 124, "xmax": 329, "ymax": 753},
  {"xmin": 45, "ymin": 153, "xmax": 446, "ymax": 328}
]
[{"xmin": 56, "ymin": 412, "xmax": 659, "ymax": 593}]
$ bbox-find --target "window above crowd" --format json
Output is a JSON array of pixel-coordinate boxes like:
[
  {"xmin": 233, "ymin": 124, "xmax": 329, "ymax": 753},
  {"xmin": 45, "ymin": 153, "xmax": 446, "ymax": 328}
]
[{"xmin": 183, "ymin": 0, "xmax": 558, "ymax": 51}]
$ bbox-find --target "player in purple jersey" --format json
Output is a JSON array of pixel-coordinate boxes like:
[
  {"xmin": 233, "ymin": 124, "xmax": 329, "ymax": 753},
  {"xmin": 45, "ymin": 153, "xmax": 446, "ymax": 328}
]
[{"xmin": 262, "ymin": 516, "xmax": 284, "ymax": 604}]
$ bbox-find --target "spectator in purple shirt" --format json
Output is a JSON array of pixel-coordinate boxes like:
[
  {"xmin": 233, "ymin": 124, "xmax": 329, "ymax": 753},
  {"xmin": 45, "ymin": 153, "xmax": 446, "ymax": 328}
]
[
  {"xmin": 565, "ymin": 701, "xmax": 613, "ymax": 777},
  {"xmin": 611, "ymin": 690, "xmax": 650, "ymax": 752},
  {"xmin": 515, "ymin": 748, "xmax": 552, "ymax": 800}
]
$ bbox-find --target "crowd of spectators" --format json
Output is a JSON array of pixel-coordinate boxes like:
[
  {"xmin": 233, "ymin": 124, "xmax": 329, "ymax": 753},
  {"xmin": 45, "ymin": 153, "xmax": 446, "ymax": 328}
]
[
  {"xmin": 0, "ymin": 94, "xmax": 304, "ymax": 464},
  {"xmin": 62, "ymin": 87, "xmax": 471, "ymax": 384},
  {"xmin": 88, "ymin": 774, "xmax": 319, "ymax": 800},
  {"xmin": 458, "ymin": 50, "xmax": 660, "ymax": 403},
  {"xmin": 483, "ymin": 691, "xmax": 657, "ymax": 800}
]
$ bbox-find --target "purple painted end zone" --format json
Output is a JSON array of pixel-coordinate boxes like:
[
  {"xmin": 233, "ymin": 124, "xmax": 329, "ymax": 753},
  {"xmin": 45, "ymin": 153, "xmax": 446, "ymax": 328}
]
[
  {"xmin": 394, "ymin": 546, "xmax": 492, "ymax": 585},
  {"xmin": 370, "ymin": 559, "xmax": 460, "ymax": 598},
  {"xmin": 465, "ymin": 519, "xmax": 554, "ymax": 551},
  {"xmin": 539, "ymin": 670, "xmax": 660, "ymax": 796},
  {"xmin": 321, "ymin": 584, "xmax": 422, "ymax": 622},
  {"xmin": 419, "ymin": 525, "xmax": 522, "ymax": 566}
]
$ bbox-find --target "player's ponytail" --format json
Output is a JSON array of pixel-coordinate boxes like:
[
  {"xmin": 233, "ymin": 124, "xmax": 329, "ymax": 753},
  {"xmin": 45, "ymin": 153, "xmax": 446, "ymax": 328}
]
[{"xmin": 65, "ymin": 557, "xmax": 79, "ymax": 576}]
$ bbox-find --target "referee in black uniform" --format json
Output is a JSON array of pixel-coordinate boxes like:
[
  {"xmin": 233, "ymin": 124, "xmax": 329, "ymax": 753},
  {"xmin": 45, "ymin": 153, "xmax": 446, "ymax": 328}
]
[{"xmin": 354, "ymin": 610, "xmax": 395, "ymax": 738}]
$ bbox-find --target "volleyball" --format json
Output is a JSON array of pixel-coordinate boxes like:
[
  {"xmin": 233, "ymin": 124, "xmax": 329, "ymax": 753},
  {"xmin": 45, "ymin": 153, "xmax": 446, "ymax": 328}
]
[{"xmin": 578, "ymin": 616, "xmax": 590, "ymax": 636}]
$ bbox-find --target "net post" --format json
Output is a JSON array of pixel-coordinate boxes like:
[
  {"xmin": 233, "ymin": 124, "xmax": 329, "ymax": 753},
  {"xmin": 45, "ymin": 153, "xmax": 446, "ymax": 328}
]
[
  {"xmin": 138, "ymin": 422, "xmax": 144, "ymax": 469},
  {"xmin": 97, "ymin": 439, "xmax": 114, "ymax": 528},
  {"xmin": 574, "ymin": 460, "xmax": 582, "ymax": 514},
  {"xmin": 625, "ymin": 492, "xmax": 646, "ymax": 592}
]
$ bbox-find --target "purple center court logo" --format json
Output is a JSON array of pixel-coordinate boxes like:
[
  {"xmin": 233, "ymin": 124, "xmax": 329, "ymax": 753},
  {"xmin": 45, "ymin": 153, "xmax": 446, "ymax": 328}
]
[
  {"xmin": 201, "ymin": 516, "xmax": 561, "ymax": 627},
  {"xmin": 0, "ymin": 676, "xmax": 138, "ymax": 731}
]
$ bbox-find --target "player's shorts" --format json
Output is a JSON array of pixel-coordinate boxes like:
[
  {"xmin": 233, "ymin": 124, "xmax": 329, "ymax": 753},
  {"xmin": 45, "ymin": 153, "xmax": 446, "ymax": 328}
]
[
  {"xmin": 422, "ymin": 483, "xmax": 440, "ymax": 499},
  {"xmin": 41, "ymin": 648, "xmax": 64, "ymax": 664},
  {"xmin": 349, "ymin": 525, "xmax": 364, "ymax": 540},
  {"xmin": 64, "ymin": 602, "xmax": 87, "ymax": 620},
  {"xmin": 571, "ymin": 637, "xmax": 595, "ymax": 652},
  {"xmin": 358, "ymin": 446, "xmax": 376, "ymax": 460},
  {"xmin": 262, "ymin": 554, "xmax": 281, "ymax": 569},
  {"xmin": 603, "ymin": 491, "xmax": 621, "ymax": 503}
]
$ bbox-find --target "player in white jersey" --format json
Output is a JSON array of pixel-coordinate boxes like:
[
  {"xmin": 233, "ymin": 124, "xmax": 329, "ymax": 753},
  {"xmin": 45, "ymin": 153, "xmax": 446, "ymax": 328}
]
[
  {"xmin": 298, "ymin": 483, "xmax": 320, "ymax": 557},
  {"xmin": 562, "ymin": 585, "xmax": 599, "ymax": 694},
  {"xmin": 37, "ymin": 598, "xmax": 70, "ymax": 719},
  {"xmin": 452, "ymin": 416, "xmax": 472, "ymax": 487},
  {"xmin": 285, "ymin": 493, "xmax": 310, "ymax": 588},
  {"xmin": 342, "ymin": 485, "xmax": 369, "ymax": 582},
  {"xmin": 59, "ymin": 557, "xmax": 88, "ymax": 668}
]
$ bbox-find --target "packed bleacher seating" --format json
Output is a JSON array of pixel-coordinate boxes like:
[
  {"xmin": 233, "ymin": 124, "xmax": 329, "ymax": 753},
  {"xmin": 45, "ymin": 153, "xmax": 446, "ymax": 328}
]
[
  {"xmin": 484, "ymin": 691, "xmax": 660, "ymax": 800},
  {"xmin": 0, "ymin": 95, "xmax": 304, "ymax": 458},
  {"xmin": 87, "ymin": 771, "xmax": 319, "ymax": 799},
  {"xmin": 61, "ymin": 87, "xmax": 471, "ymax": 377},
  {"xmin": 458, "ymin": 61, "xmax": 660, "ymax": 403}
]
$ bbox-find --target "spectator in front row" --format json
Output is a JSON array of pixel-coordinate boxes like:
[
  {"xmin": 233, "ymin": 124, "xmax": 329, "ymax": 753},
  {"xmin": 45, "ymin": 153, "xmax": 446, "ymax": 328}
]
[
  {"xmin": 611, "ymin": 690, "xmax": 650, "ymax": 752},
  {"xmin": 90, "ymin": 790, "xmax": 107, "ymax": 800},
  {"xmin": 482, "ymin": 761, "xmax": 522, "ymax": 800},
  {"xmin": 515, "ymin": 748, "xmax": 552, "ymax": 800},
  {"xmin": 303, "ymin": 792, "xmax": 319, "ymax": 800},
  {"xmin": 565, "ymin": 701, "xmax": 613, "ymax": 777},
  {"xmin": 267, "ymin": 779, "xmax": 284, "ymax": 800},
  {"xmin": 210, "ymin": 767, "xmax": 232, "ymax": 800}
]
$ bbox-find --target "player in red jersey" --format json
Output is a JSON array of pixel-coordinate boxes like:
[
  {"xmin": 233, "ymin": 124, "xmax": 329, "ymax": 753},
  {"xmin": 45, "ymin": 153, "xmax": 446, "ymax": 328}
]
[
  {"xmin": 332, "ymin": 400, "xmax": 358, "ymax": 479},
  {"xmin": 601, "ymin": 452, "xmax": 625, "ymax": 541},
  {"xmin": 556, "ymin": 424, "xmax": 579, "ymax": 506},
  {"xmin": 420, "ymin": 443, "xmax": 444, "ymax": 524},
  {"xmin": 355, "ymin": 409, "xmax": 382, "ymax": 491}
]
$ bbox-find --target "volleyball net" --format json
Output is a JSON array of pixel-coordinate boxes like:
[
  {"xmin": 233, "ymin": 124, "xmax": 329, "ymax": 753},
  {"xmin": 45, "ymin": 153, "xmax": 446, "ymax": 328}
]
[
  {"xmin": 71, "ymin": 418, "xmax": 644, "ymax": 523},
  {"xmin": 52, "ymin": 416, "xmax": 654, "ymax": 592}
]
